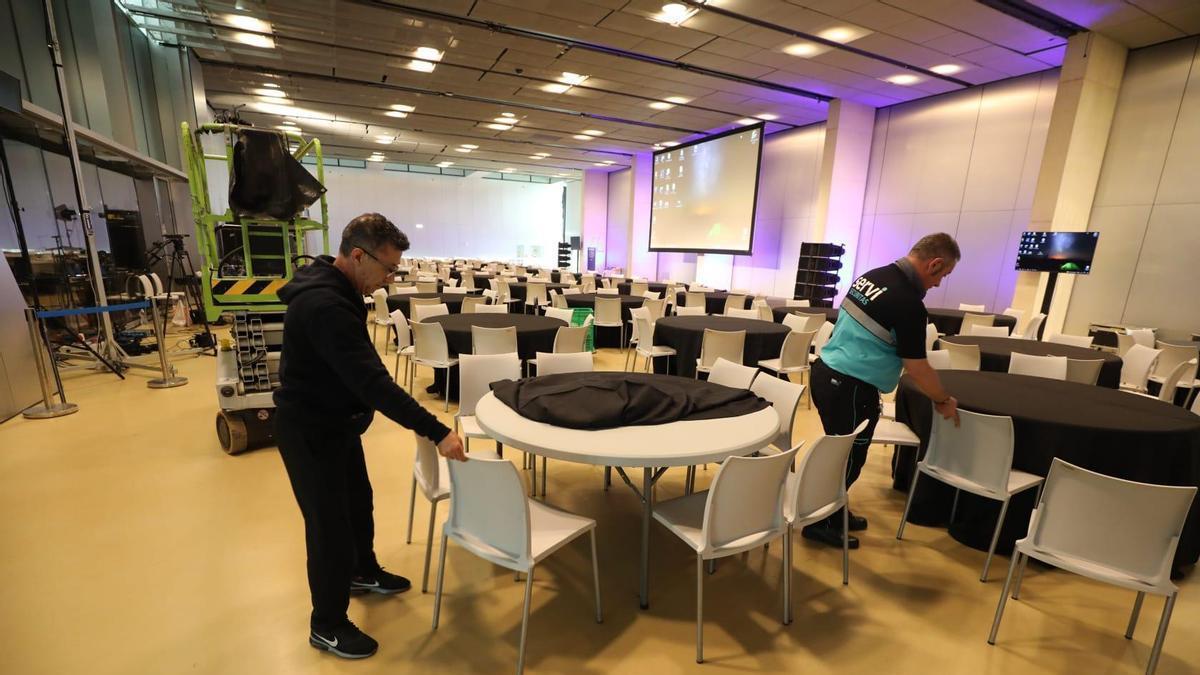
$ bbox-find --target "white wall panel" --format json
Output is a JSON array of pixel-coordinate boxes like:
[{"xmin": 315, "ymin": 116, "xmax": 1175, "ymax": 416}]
[{"xmin": 605, "ymin": 168, "xmax": 630, "ymax": 273}]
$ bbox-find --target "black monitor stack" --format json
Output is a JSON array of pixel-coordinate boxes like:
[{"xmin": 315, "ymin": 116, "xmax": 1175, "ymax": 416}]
[
  {"xmin": 557, "ymin": 241, "xmax": 572, "ymax": 268},
  {"xmin": 795, "ymin": 242, "xmax": 844, "ymax": 307}
]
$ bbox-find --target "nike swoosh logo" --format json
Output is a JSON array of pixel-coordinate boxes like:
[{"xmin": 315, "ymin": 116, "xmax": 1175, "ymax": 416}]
[
  {"xmin": 313, "ymin": 633, "xmax": 339, "ymax": 648},
  {"xmin": 353, "ymin": 580, "xmax": 380, "ymax": 588}
]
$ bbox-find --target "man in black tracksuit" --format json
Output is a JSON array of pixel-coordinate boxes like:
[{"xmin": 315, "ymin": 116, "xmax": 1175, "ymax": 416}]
[
  {"xmin": 804, "ymin": 233, "xmax": 962, "ymax": 548},
  {"xmin": 274, "ymin": 213, "xmax": 465, "ymax": 659}
]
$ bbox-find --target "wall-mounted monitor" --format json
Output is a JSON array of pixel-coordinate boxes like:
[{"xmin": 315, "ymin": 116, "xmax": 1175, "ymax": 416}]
[
  {"xmin": 1015, "ymin": 231, "xmax": 1099, "ymax": 274},
  {"xmin": 648, "ymin": 123, "xmax": 764, "ymax": 255}
]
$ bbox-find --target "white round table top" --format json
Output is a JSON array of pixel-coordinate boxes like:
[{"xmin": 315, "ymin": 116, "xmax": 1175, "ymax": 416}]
[{"xmin": 474, "ymin": 391, "xmax": 780, "ymax": 467}]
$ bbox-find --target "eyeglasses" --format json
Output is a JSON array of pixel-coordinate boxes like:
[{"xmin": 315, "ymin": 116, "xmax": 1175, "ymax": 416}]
[{"xmin": 359, "ymin": 247, "xmax": 399, "ymax": 275}]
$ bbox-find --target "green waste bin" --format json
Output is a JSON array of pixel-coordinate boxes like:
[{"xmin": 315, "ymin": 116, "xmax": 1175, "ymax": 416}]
[{"xmin": 569, "ymin": 307, "xmax": 595, "ymax": 352}]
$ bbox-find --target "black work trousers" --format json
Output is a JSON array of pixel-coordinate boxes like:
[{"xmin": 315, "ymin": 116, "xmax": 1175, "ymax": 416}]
[
  {"xmin": 809, "ymin": 359, "xmax": 882, "ymax": 521},
  {"xmin": 276, "ymin": 407, "xmax": 380, "ymax": 631}
]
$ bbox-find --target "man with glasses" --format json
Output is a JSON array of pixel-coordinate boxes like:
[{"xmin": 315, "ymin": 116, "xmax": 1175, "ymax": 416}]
[{"xmin": 274, "ymin": 212, "xmax": 466, "ymax": 659}]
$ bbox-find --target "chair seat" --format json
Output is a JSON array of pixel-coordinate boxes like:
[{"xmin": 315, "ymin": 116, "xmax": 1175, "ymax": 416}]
[
  {"xmin": 1015, "ymin": 539, "xmax": 1178, "ymax": 595},
  {"xmin": 757, "ymin": 358, "xmax": 809, "ymax": 374},
  {"xmin": 1118, "ymin": 382, "xmax": 1147, "ymax": 393},
  {"xmin": 654, "ymin": 490, "xmax": 783, "ymax": 558},
  {"xmin": 880, "ymin": 401, "xmax": 896, "ymax": 419},
  {"xmin": 921, "ymin": 464, "xmax": 1043, "ymax": 499},
  {"xmin": 637, "ymin": 345, "xmax": 676, "ymax": 358},
  {"xmin": 413, "ymin": 356, "xmax": 459, "ymax": 369},
  {"xmin": 870, "ymin": 419, "xmax": 920, "ymax": 446},
  {"xmin": 593, "ymin": 320, "xmax": 622, "ymax": 328},
  {"xmin": 400, "ymin": 345, "xmax": 415, "ymax": 357},
  {"xmin": 783, "ymin": 472, "xmax": 843, "ymax": 526},
  {"xmin": 457, "ymin": 415, "xmax": 486, "ymax": 438},
  {"xmin": 528, "ymin": 500, "xmax": 596, "ymax": 563},
  {"xmin": 374, "ymin": 318, "xmax": 392, "ymax": 326}
]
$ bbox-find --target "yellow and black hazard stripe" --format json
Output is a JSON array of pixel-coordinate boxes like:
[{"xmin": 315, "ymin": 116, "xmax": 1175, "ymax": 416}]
[{"xmin": 210, "ymin": 278, "xmax": 289, "ymax": 296}]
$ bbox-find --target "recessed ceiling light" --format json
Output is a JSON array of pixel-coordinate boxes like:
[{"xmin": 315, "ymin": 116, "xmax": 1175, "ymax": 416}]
[
  {"xmin": 437, "ymin": 162, "xmax": 453, "ymax": 167},
  {"xmin": 572, "ymin": 134, "xmax": 593, "ymax": 141},
  {"xmin": 582, "ymin": 130, "xmax": 605, "ymax": 136},
  {"xmin": 649, "ymin": 101, "xmax": 674, "ymax": 110},
  {"xmin": 262, "ymin": 82, "xmax": 280, "ymax": 89},
  {"xmin": 375, "ymin": 135, "xmax": 394, "ymax": 144},
  {"xmin": 656, "ymin": 2, "xmax": 699, "ymax": 26},
  {"xmin": 408, "ymin": 59, "xmax": 435, "ymax": 73},
  {"xmin": 930, "ymin": 64, "xmax": 963, "ymax": 75},
  {"xmin": 756, "ymin": 113, "xmax": 778, "ymax": 121},
  {"xmin": 390, "ymin": 104, "xmax": 415, "ymax": 112},
  {"xmin": 454, "ymin": 147, "xmax": 472, "ymax": 153},
  {"xmin": 886, "ymin": 74, "xmax": 920, "ymax": 85},
  {"xmin": 735, "ymin": 118, "xmax": 757, "ymax": 125},
  {"xmin": 662, "ymin": 141, "xmax": 679, "ymax": 147},
  {"xmin": 414, "ymin": 47, "xmax": 443, "ymax": 62},
  {"xmin": 232, "ymin": 32, "xmax": 275, "ymax": 49},
  {"xmin": 280, "ymin": 120, "xmax": 296, "ymax": 126},
  {"xmin": 224, "ymin": 14, "xmax": 271, "ymax": 33},
  {"xmin": 555, "ymin": 173, "xmax": 568, "ymax": 177},
  {"xmin": 502, "ymin": 168, "xmax": 515, "ymax": 172},
  {"xmin": 486, "ymin": 123, "xmax": 514, "ymax": 131},
  {"xmin": 528, "ymin": 155, "xmax": 544, "ymax": 159},
  {"xmin": 368, "ymin": 156, "xmax": 383, "ymax": 162},
  {"xmin": 593, "ymin": 162, "xmax": 608, "ymax": 166},
  {"xmin": 559, "ymin": 72, "xmax": 589, "ymax": 85},
  {"xmin": 415, "ymin": 223, "xmax": 424, "ymax": 229},
  {"xmin": 275, "ymin": 125, "xmax": 298, "ymax": 132},
  {"xmin": 667, "ymin": 96, "xmax": 691, "ymax": 104},
  {"xmin": 501, "ymin": 112, "xmax": 515, "ymax": 118},
  {"xmin": 460, "ymin": 144, "xmax": 478, "ymax": 149},
  {"xmin": 493, "ymin": 117, "xmax": 517, "ymax": 123},
  {"xmin": 601, "ymin": 161, "xmax": 615, "ymax": 165},
  {"xmin": 541, "ymin": 83, "xmax": 570, "ymax": 94},
  {"xmin": 385, "ymin": 111, "xmax": 408, "ymax": 118},
  {"xmin": 534, "ymin": 152, "xmax": 550, "ymax": 157},
  {"xmin": 818, "ymin": 25, "xmax": 871, "ymax": 43},
  {"xmin": 783, "ymin": 42, "xmax": 824, "ymax": 58}
]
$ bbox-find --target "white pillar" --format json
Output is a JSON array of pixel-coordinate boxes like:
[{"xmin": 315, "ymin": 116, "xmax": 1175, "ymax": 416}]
[
  {"xmin": 627, "ymin": 151, "xmax": 657, "ymax": 279},
  {"xmin": 581, "ymin": 169, "xmax": 608, "ymax": 272},
  {"xmin": 813, "ymin": 99, "xmax": 875, "ymax": 299}
]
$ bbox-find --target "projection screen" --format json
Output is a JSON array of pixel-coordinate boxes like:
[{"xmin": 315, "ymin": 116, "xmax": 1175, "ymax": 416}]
[{"xmin": 648, "ymin": 123, "xmax": 764, "ymax": 254}]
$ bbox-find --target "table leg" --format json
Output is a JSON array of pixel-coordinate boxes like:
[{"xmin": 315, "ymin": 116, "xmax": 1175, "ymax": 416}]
[{"xmin": 641, "ymin": 466, "xmax": 652, "ymax": 609}]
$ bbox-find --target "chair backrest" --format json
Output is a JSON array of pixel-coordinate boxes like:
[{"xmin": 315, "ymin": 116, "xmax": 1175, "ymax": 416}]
[
  {"xmin": 389, "ymin": 309, "xmax": 412, "ymax": 349},
  {"xmin": 778, "ymin": 330, "xmax": 817, "ymax": 370},
  {"xmin": 642, "ymin": 298, "xmax": 665, "ymax": 318},
  {"xmin": 943, "ymin": 342, "xmax": 981, "ymax": 370},
  {"xmin": 750, "ymin": 374, "xmax": 806, "ymax": 450},
  {"xmin": 925, "ymin": 408, "xmax": 1016, "ymax": 497},
  {"xmin": 562, "ymin": 287, "xmax": 582, "ymax": 296},
  {"xmin": 785, "ymin": 299, "xmax": 810, "ymax": 307},
  {"xmin": 1022, "ymin": 313, "xmax": 1046, "ymax": 340},
  {"xmin": 1115, "ymin": 332, "xmax": 1135, "ymax": 357},
  {"xmin": 553, "ymin": 325, "xmax": 588, "ymax": 353},
  {"xmin": 705, "ymin": 356, "xmax": 757, "ymax": 389},
  {"xmin": 393, "ymin": 285, "xmax": 419, "ymax": 295},
  {"xmin": 460, "ymin": 296, "xmax": 486, "ymax": 313},
  {"xmin": 1007, "ymin": 352, "xmax": 1068, "ymax": 380},
  {"xmin": 1064, "ymin": 358, "xmax": 1104, "ymax": 385},
  {"xmin": 630, "ymin": 281, "xmax": 649, "ymax": 296},
  {"xmin": 968, "ymin": 324, "xmax": 1010, "ymax": 338},
  {"xmin": 958, "ymin": 313, "xmax": 994, "ymax": 335},
  {"xmin": 409, "ymin": 296, "xmax": 441, "ymax": 307},
  {"xmin": 526, "ymin": 281, "xmax": 548, "ymax": 305},
  {"xmin": 458, "ymin": 352, "xmax": 521, "ymax": 418},
  {"xmin": 594, "ymin": 296, "xmax": 623, "ymax": 324},
  {"xmin": 446, "ymin": 457, "xmax": 532, "ymax": 565},
  {"xmin": 789, "ymin": 420, "xmax": 869, "ymax": 522},
  {"xmin": 725, "ymin": 308, "xmax": 758, "ymax": 319},
  {"xmin": 757, "ymin": 305, "xmax": 774, "ymax": 322},
  {"xmin": 700, "ymin": 447, "xmax": 798, "ymax": 554},
  {"xmin": 471, "ymin": 325, "xmax": 518, "ymax": 355},
  {"xmin": 1157, "ymin": 359, "xmax": 1196, "ymax": 402},
  {"xmin": 699, "ymin": 330, "xmax": 746, "ymax": 370},
  {"xmin": 412, "ymin": 303, "xmax": 450, "ymax": 323},
  {"xmin": 549, "ymin": 293, "xmax": 567, "ymax": 309},
  {"xmin": 543, "ymin": 307, "xmax": 574, "ymax": 323},
  {"xmin": 958, "ymin": 303, "xmax": 986, "ymax": 312},
  {"xmin": 675, "ymin": 305, "xmax": 706, "ymax": 316},
  {"xmin": 371, "ymin": 288, "xmax": 390, "ymax": 322},
  {"xmin": 797, "ymin": 312, "xmax": 827, "ymax": 333},
  {"xmin": 925, "ymin": 322, "xmax": 939, "ymax": 352},
  {"xmin": 411, "ymin": 321, "xmax": 451, "ymax": 363},
  {"xmin": 722, "ymin": 294, "xmax": 746, "ymax": 314},
  {"xmin": 1027, "ymin": 459, "xmax": 1196, "ymax": 584},
  {"xmin": 601, "ymin": 277, "xmax": 614, "ymax": 289},
  {"xmin": 580, "ymin": 276, "xmax": 596, "ymax": 292},
  {"xmin": 444, "ymin": 277, "xmax": 460, "ymax": 288},
  {"xmin": 416, "ymin": 281, "xmax": 438, "ymax": 293},
  {"xmin": 474, "ymin": 303, "xmax": 508, "ymax": 314},
  {"xmin": 1002, "ymin": 307, "xmax": 1025, "ymax": 326},
  {"xmin": 685, "ymin": 290, "xmax": 707, "ymax": 307},
  {"xmin": 1152, "ymin": 342, "xmax": 1200, "ymax": 384},
  {"xmin": 1129, "ymin": 328, "xmax": 1156, "ymax": 348},
  {"xmin": 535, "ymin": 350, "xmax": 593, "ymax": 375},
  {"xmin": 641, "ymin": 290, "xmax": 661, "ymax": 301},
  {"xmin": 1121, "ymin": 344, "xmax": 1161, "ymax": 390},
  {"xmin": 1045, "ymin": 332, "xmax": 1094, "ymax": 349},
  {"xmin": 413, "ymin": 433, "xmax": 443, "ymax": 499},
  {"xmin": 597, "ymin": 287, "xmax": 620, "ymax": 296},
  {"xmin": 812, "ymin": 321, "xmax": 835, "ymax": 356},
  {"xmin": 927, "ymin": 349, "xmax": 951, "ymax": 369},
  {"xmin": 460, "ymin": 272, "xmax": 476, "ymax": 291}
]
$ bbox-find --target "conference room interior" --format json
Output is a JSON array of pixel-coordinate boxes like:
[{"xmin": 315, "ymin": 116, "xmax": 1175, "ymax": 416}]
[{"xmin": 3, "ymin": 1, "xmax": 1200, "ymax": 674}]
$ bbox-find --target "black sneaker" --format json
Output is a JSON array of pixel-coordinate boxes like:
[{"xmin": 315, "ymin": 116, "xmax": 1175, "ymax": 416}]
[
  {"xmin": 848, "ymin": 511, "xmax": 868, "ymax": 532},
  {"xmin": 351, "ymin": 567, "xmax": 412, "ymax": 595},
  {"xmin": 801, "ymin": 524, "xmax": 860, "ymax": 549},
  {"xmin": 309, "ymin": 621, "xmax": 378, "ymax": 659}
]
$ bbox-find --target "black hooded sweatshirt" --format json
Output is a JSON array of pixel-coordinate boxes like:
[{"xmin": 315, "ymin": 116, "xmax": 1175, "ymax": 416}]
[{"xmin": 273, "ymin": 255, "xmax": 450, "ymax": 443}]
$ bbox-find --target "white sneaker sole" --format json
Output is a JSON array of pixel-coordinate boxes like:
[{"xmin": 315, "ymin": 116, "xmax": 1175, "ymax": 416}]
[
  {"xmin": 309, "ymin": 636, "xmax": 376, "ymax": 659},
  {"xmin": 350, "ymin": 582, "xmax": 410, "ymax": 595}
]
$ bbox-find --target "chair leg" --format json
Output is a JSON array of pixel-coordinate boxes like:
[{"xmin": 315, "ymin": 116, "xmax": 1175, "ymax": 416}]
[
  {"xmin": 540, "ymin": 456, "xmax": 547, "ymax": 498},
  {"xmin": 442, "ymin": 367, "xmax": 449, "ymax": 412},
  {"xmin": 987, "ymin": 549, "xmax": 1022, "ymax": 645},
  {"xmin": 590, "ymin": 530, "xmax": 603, "ymax": 623},
  {"xmin": 842, "ymin": 505, "xmax": 851, "ymax": 585},
  {"xmin": 897, "ymin": 468, "xmax": 921, "ymax": 539},
  {"xmin": 707, "ymin": 559, "xmax": 716, "ymax": 575},
  {"xmin": 516, "ymin": 566, "xmax": 535, "ymax": 675},
  {"xmin": 530, "ymin": 455, "xmax": 537, "ymax": 497},
  {"xmin": 981, "ymin": 498, "xmax": 1011, "ymax": 582},
  {"xmin": 406, "ymin": 476, "xmax": 417, "ymax": 544},
  {"xmin": 783, "ymin": 525, "xmax": 792, "ymax": 625},
  {"xmin": 422, "ymin": 500, "xmax": 438, "ymax": 592},
  {"xmin": 1126, "ymin": 591, "xmax": 1145, "ymax": 639},
  {"xmin": 1147, "ymin": 593, "xmax": 1177, "ymax": 675},
  {"xmin": 431, "ymin": 534, "xmax": 449, "ymax": 629},
  {"xmin": 950, "ymin": 488, "xmax": 961, "ymax": 525},
  {"xmin": 696, "ymin": 555, "xmax": 704, "ymax": 664},
  {"xmin": 604, "ymin": 466, "xmax": 611, "ymax": 490},
  {"xmin": 1011, "ymin": 553, "xmax": 1030, "ymax": 599}
]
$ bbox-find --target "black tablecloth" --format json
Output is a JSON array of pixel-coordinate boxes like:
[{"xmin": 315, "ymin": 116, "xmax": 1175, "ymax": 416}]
[
  {"xmin": 893, "ymin": 370, "xmax": 1200, "ymax": 570},
  {"xmin": 566, "ymin": 293, "xmax": 645, "ymax": 348},
  {"xmin": 927, "ymin": 308, "xmax": 1017, "ymax": 335},
  {"xmin": 428, "ymin": 313, "xmax": 564, "ymax": 359},
  {"xmin": 506, "ymin": 282, "xmax": 571, "ymax": 303},
  {"xmin": 386, "ymin": 293, "xmax": 468, "ymax": 316},
  {"xmin": 617, "ymin": 281, "xmax": 670, "ymax": 296},
  {"xmin": 674, "ymin": 291, "xmax": 753, "ymax": 315},
  {"xmin": 491, "ymin": 372, "xmax": 769, "ymax": 430},
  {"xmin": 940, "ymin": 335, "xmax": 1122, "ymax": 388},
  {"xmin": 654, "ymin": 315, "xmax": 790, "ymax": 378}
]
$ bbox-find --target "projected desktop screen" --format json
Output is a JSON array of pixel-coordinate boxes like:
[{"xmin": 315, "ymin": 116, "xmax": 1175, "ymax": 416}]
[
  {"xmin": 649, "ymin": 124, "xmax": 764, "ymax": 254},
  {"xmin": 1015, "ymin": 231, "xmax": 1099, "ymax": 274}
]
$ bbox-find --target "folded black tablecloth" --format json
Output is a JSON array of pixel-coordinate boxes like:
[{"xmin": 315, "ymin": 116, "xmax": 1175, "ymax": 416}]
[{"xmin": 491, "ymin": 372, "xmax": 768, "ymax": 430}]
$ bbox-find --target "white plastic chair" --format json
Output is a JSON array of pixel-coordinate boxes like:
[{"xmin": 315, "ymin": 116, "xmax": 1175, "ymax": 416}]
[
  {"xmin": 652, "ymin": 447, "xmax": 799, "ymax": 663},
  {"xmin": 705, "ymin": 357, "xmax": 757, "ymax": 389},
  {"xmin": 530, "ymin": 351, "xmax": 593, "ymax": 376},
  {"xmin": 393, "ymin": 285, "xmax": 419, "ymax": 295},
  {"xmin": 750, "ymin": 374, "xmax": 806, "ymax": 452},
  {"xmin": 1129, "ymin": 328, "xmax": 1156, "ymax": 348},
  {"xmin": 596, "ymin": 287, "xmax": 620, "ymax": 296},
  {"xmin": 475, "ymin": 303, "xmax": 508, "ymax": 314},
  {"xmin": 808, "ymin": 321, "xmax": 835, "ymax": 364},
  {"xmin": 958, "ymin": 313, "xmax": 994, "ymax": 336},
  {"xmin": 410, "ymin": 321, "xmax": 459, "ymax": 411},
  {"xmin": 1120, "ymin": 344, "xmax": 1162, "ymax": 393},
  {"xmin": 1065, "ymin": 357, "xmax": 1104, "ymax": 385},
  {"xmin": 785, "ymin": 312, "xmax": 824, "ymax": 334},
  {"xmin": 629, "ymin": 311, "xmax": 676, "ymax": 373},
  {"xmin": 416, "ymin": 280, "xmax": 438, "ymax": 294},
  {"xmin": 412, "ymin": 302, "xmax": 449, "ymax": 323},
  {"xmin": 433, "ymin": 457, "xmax": 601, "ymax": 675},
  {"xmin": 524, "ymin": 281, "xmax": 548, "ymax": 313},
  {"xmin": 1021, "ymin": 313, "xmax": 1046, "ymax": 340},
  {"xmin": 988, "ymin": 459, "xmax": 1195, "ymax": 675},
  {"xmin": 642, "ymin": 297, "xmax": 665, "ymax": 318},
  {"xmin": 897, "ymin": 409, "xmax": 1043, "ymax": 581},
  {"xmin": 456, "ymin": 353, "xmax": 521, "ymax": 447},
  {"xmin": 725, "ymin": 308, "xmax": 758, "ymax": 319},
  {"xmin": 959, "ymin": 303, "xmax": 985, "ymax": 312},
  {"xmin": 785, "ymin": 299, "xmax": 810, "ymax": 307},
  {"xmin": 471, "ymin": 325, "xmax": 518, "ymax": 355},
  {"xmin": 943, "ymin": 341, "xmax": 981, "ymax": 370},
  {"xmin": 1134, "ymin": 358, "xmax": 1196, "ymax": 404},
  {"xmin": 371, "ymin": 288, "xmax": 392, "ymax": 347},
  {"xmin": 1002, "ymin": 307, "xmax": 1025, "ymax": 328},
  {"xmin": 594, "ymin": 296, "xmax": 626, "ymax": 350},
  {"xmin": 1007, "ymin": 352, "xmax": 1068, "ymax": 380},
  {"xmin": 1148, "ymin": 342, "xmax": 1199, "ymax": 397},
  {"xmin": 927, "ymin": 350, "xmax": 952, "ymax": 370},
  {"xmin": 1045, "ymin": 332, "xmax": 1094, "ymax": 349},
  {"xmin": 696, "ymin": 330, "xmax": 745, "ymax": 378},
  {"xmin": 925, "ymin": 322, "xmax": 940, "ymax": 352},
  {"xmin": 757, "ymin": 305, "xmax": 774, "ymax": 322},
  {"xmin": 675, "ymin": 305, "xmax": 706, "ymax": 316},
  {"xmin": 722, "ymin": 294, "xmax": 747, "ymax": 314},
  {"xmin": 389, "ymin": 309, "xmax": 415, "ymax": 386},
  {"xmin": 758, "ymin": 330, "xmax": 816, "ymax": 405},
  {"xmin": 969, "ymin": 324, "xmax": 1010, "ymax": 338},
  {"xmin": 630, "ymin": 280, "xmax": 649, "ymax": 296}
]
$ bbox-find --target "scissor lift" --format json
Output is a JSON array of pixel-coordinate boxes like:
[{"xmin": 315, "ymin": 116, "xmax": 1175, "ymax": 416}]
[{"xmin": 181, "ymin": 122, "xmax": 329, "ymax": 454}]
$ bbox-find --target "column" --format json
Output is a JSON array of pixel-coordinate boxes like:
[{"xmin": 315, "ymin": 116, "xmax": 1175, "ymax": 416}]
[{"xmin": 812, "ymin": 99, "xmax": 875, "ymax": 298}]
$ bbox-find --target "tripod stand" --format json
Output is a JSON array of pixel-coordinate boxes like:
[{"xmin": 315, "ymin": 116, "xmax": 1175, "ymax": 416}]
[{"xmin": 145, "ymin": 234, "xmax": 216, "ymax": 355}]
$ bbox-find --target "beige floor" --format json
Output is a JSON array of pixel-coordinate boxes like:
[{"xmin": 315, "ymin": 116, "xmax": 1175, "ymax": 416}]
[{"xmin": 0, "ymin": 328, "xmax": 1196, "ymax": 675}]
